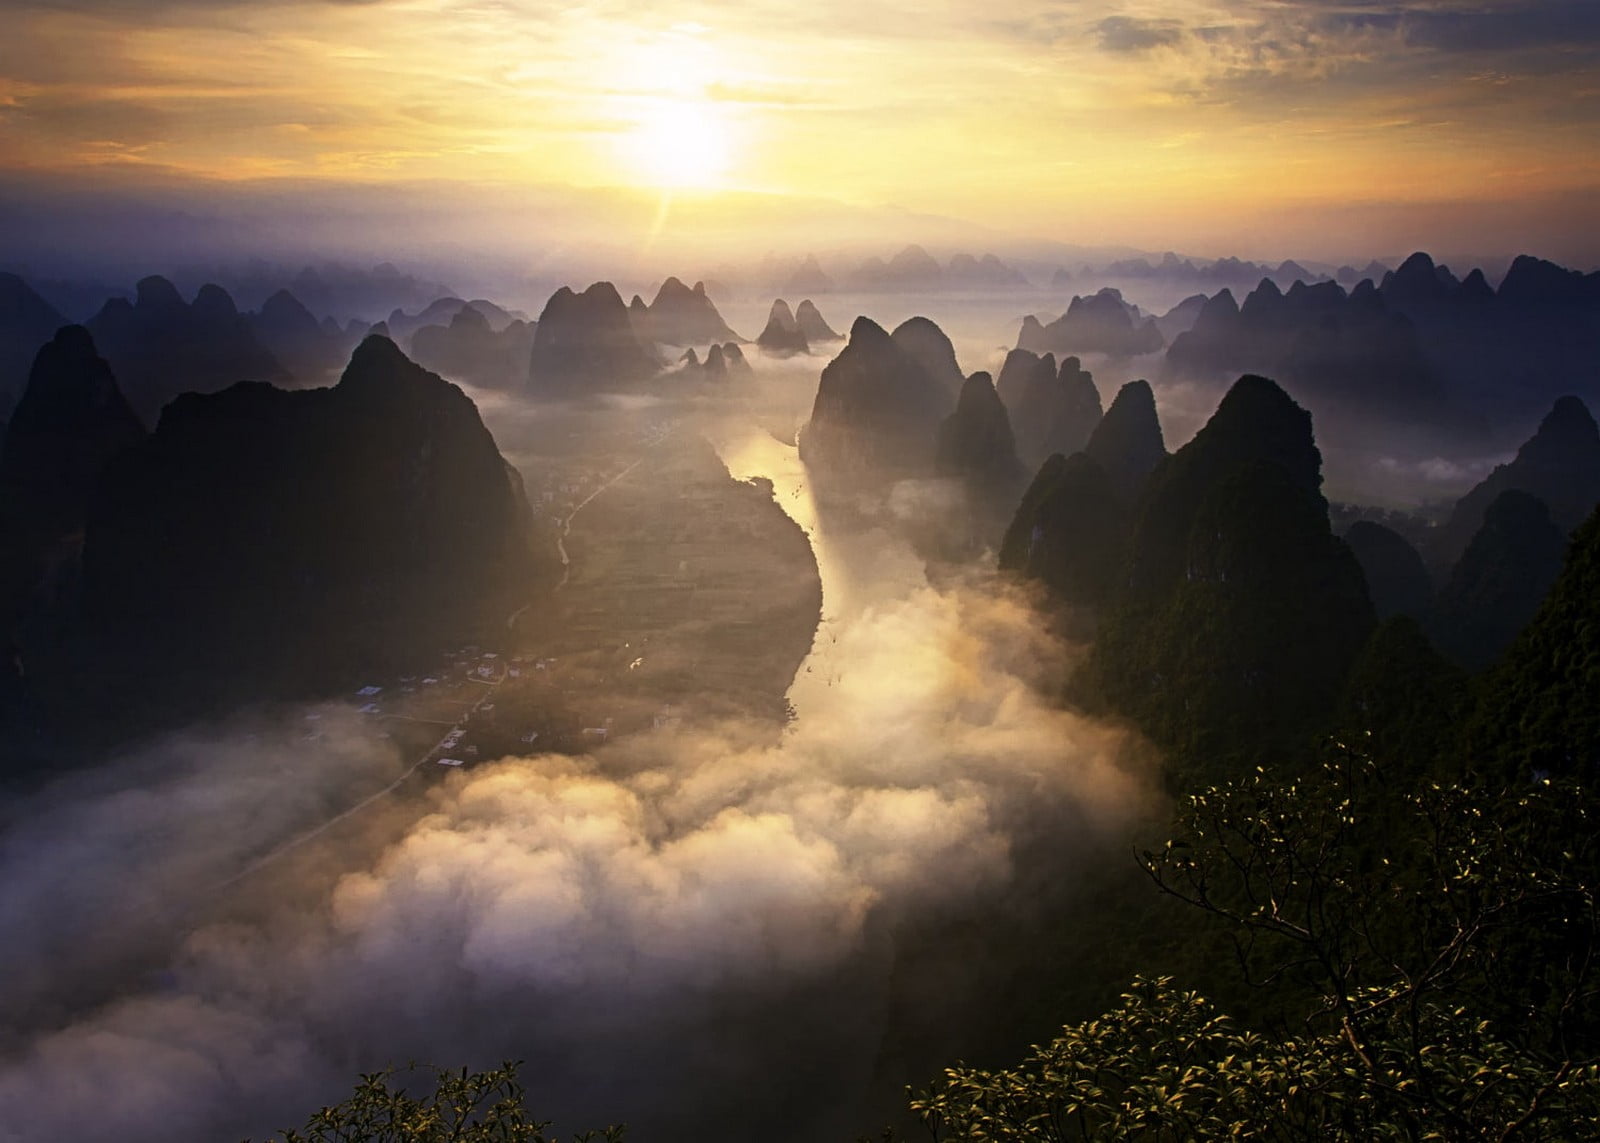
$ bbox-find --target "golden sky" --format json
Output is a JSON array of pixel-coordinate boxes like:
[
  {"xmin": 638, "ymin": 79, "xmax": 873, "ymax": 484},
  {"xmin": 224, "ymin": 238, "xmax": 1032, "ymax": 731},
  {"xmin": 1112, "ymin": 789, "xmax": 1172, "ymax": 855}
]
[{"xmin": 3, "ymin": 0, "xmax": 1598, "ymax": 261}]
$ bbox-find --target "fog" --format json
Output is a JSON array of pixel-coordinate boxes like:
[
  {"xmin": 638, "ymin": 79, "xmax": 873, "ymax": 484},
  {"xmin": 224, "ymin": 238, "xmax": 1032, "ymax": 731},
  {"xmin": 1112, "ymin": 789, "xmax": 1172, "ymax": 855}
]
[{"xmin": 0, "ymin": 354, "xmax": 1158, "ymax": 1141}]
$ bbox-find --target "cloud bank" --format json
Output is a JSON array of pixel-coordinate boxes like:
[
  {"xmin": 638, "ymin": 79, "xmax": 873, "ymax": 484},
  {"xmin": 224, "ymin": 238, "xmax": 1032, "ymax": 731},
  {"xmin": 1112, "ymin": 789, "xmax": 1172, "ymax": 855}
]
[{"xmin": 0, "ymin": 580, "xmax": 1155, "ymax": 1142}]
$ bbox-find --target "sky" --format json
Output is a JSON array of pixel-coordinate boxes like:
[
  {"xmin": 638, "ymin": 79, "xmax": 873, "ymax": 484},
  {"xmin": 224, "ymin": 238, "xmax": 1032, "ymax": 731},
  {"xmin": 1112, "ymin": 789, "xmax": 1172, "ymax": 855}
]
[{"xmin": 2, "ymin": 0, "xmax": 1599, "ymax": 265}]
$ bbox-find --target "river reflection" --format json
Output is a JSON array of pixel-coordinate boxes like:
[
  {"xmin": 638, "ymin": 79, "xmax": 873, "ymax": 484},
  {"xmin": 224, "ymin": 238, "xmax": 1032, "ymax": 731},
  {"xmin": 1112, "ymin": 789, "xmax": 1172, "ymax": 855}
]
[{"xmin": 710, "ymin": 423, "xmax": 929, "ymax": 720}]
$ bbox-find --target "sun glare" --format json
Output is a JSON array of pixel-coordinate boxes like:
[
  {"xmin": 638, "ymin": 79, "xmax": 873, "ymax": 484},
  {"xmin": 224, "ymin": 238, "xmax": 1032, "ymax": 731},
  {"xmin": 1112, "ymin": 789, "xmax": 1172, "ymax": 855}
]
[{"xmin": 621, "ymin": 99, "xmax": 732, "ymax": 189}]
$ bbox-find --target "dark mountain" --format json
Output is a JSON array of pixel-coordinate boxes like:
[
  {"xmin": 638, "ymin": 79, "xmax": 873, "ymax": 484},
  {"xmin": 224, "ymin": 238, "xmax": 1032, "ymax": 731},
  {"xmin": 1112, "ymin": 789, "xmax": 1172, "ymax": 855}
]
[
  {"xmin": 1433, "ymin": 396, "xmax": 1600, "ymax": 570},
  {"xmin": 1372, "ymin": 252, "xmax": 1600, "ymax": 431},
  {"xmin": 1084, "ymin": 375, "xmax": 1375, "ymax": 772},
  {"xmin": 1432, "ymin": 490, "xmax": 1567, "ymax": 671},
  {"xmin": 76, "ymin": 336, "xmax": 548, "ymax": 716},
  {"xmin": 527, "ymin": 282, "xmax": 659, "ymax": 394},
  {"xmin": 757, "ymin": 300, "xmax": 809, "ymax": 355},
  {"xmin": 1343, "ymin": 521, "xmax": 1433, "ymax": 620},
  {"xmin": 1469, "ymin": 502, "xmax": 1600, "ymax": 780},
  {"xmin": 1153, "ymin": 293, "xmax": 1209, "ymax": 342},
  {"xmin": 1164, "ymin": 275, "xmax": 1445, "ymax": 430},
  {"xmin": 638, "ymin": 277, "xmax": 740, "ymax": 346},
  {"xmin": 383, "ymin": 297, "xmax": 466, "ymax": 344},
  {"xmin": 412, "ymin": 305, "xmax": 537, "ymax": 389},
  {"xmin": 999, "ymin": 452, "xmax": 1129, "ymax": 619},
  {"xmin": 384, "ymin": 297, "xmax": 522, "ymax": 345},
  {"xmin": 677, "ymin": 342, "xmax": 752, "ymax": 384},
  {"xmin": 1495, "ymin": 255, "xmax": 1600, "ymax": 306},
  {"xmin": 995, "ymin": 348, "xmax": 1046, "ymax": 413},
  {"xmin": 0, "ymin": 273, "xmax": 68, "ymax": 421},
  {"xmin": 1, "ymin": 326, "xmax": 144, "ymax": 529},
  {"xmin": 794, "ymin": 299, "xmax": 841, "ymax": 342},
  {"xmin": 0, "ymin": 327, "xmax": 145, "ymax": 640},
  {"xmin": 1012, "ymin": 355, "xmax": 1102, "ymax": 468},
  {"xmin": 1339, "ymin": 615, "xmax": 1469, "ymax": 769},
  {"xmin": 252, "ymin": 288, "xmax": 346, "ymax": 381},
  {"xmin": 1083, "ymin": 380, "xmax": 1166, "ymax": 498},
  {"xmin": 934, "ymin": 372, "xmax": 1026, "ymax": 498},
  {"xmin": 1335, "ymin": 260, "xmax": 1391, "ymax": 286},
  {"xmin": 1018, "ymin": 288, "xmax": 1163, "ymax": 357},
  {"xmin": 799, "ymin": 316, "xmax": 953, "ymax": 486},
  {"xmin": 890, "ymin": 317, "xmax": 964, "ymax": 396},
  {"xmin": 85, "ymin": 276, "xmax": 288, "ymax": 424}
]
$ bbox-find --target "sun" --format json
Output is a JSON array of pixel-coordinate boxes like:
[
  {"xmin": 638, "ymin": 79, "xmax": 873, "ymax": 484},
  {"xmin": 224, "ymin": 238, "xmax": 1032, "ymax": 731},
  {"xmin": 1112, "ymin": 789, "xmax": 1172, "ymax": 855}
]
[{"xmin": 620, "ymin": 99, "xmax": 733, "ymax": 189}]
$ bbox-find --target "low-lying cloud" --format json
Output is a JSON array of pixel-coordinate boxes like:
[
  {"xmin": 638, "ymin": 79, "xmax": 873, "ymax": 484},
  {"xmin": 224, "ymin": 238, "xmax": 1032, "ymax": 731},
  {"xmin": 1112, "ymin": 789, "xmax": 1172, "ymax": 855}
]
[{"xmin": 0, "ymin": 567, "xmax": 1155, "ymax": 1143}]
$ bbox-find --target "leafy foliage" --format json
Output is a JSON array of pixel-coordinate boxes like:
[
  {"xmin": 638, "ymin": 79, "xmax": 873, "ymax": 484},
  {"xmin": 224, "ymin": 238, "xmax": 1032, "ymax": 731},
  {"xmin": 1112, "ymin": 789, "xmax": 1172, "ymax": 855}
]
[
  {"xmin": 914, "ymin": 751, "xmax": 1600, "ymax": 1140},
  {"xmin": 254, "ymin": 1062, "xmax": 623, "ymax": 1143}
]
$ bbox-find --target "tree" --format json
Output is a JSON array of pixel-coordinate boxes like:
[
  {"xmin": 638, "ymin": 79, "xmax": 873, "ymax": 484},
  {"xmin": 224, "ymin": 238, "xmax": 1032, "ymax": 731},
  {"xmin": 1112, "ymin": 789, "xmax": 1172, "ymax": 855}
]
[
  {"xmin": 912, "ymin": 750, "xmax": 1600, "ymax": 1139},
  {"xmin": 253, "ymin": 1062, "xmax": 623, "ymax": 1143}
]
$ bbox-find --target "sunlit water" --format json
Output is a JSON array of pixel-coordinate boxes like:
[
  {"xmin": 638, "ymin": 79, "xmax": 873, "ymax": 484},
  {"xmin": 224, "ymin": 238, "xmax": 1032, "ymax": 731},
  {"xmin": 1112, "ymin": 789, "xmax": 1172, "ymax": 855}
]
[{"xmin": 711, "ymin": 424, "xmax": 928, "ymax": 720}]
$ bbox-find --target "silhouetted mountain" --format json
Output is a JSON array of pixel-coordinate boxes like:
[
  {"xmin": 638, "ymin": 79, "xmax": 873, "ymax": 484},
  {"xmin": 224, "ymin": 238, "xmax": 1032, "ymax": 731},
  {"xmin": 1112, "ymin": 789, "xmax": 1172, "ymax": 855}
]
[
  {"xmin": 1339, "ymin": 615, "xmax": 1468, "ymax": 768},
  {"xmin": 85, "ymin": 276, "xmax": 288, "ymax": 424},
  {"xmin": 794, "ymin": 300, "xmax": 841, "ymax": 342},
  {"xmin": 0, "ymin": 327, "xmax": 145, "ymax": 647},
  {"xmin": 1433, "ymin": 396, "xmax": 1600, "ymax": 570},
  {"xmin": 1343, "ymin": 521, "xmax": 1433, "ymax": 620},
  {"xmin": 527, "ymin": 282, "xmax": 659, "ymax": 393},
  {"xmin": 1496, "ymin": 255, "xmax": 1600, "ymax": 306},
  {"xmin": 1164, "ymin": 275, "xmax": 1445, "ymax": 430},
  {"xmin": 995, "ymin": 348, "xmax": 1045, "ymax": 413},
  {"xmin": 1018, "ymin": 288, "xmax": 1163, "ymax": 357},
  {"xmin": 677, "ymin": 342, "xmax": 752, "ymax": 384},
  {"xmin": 0, "ymin": 273, "xmax": 67, "ymax": 421},
  {"xmin": 1372, "ymin": 252, "xmax": 1600, "ymax": 432},
  {"xmin": 1335, "ymin": 260, "xmax": 1390, "ymax": 286},
  {"xmin": 77, "ymin": 336, "xmax": 547, "ymax": 717},
  {"xmin": 1469, "ymin": 502, "xmax": 1600, "ymax": 780},
  {"xmin": 637, "ymin": 277, "xmax": 740, "ymax": 346},
  {"xmin": 890, "ymin": 317, "xmax": 964, "ymax": 396},
  {"xmin": 999, "ymin": 452, "xmax": 1128, "ymax": 619},
  {"xmin": 385, "ymin": 297, "xmax": 468, "ymax": 343},
  {"xmin": 1153, "ymin": 293, "xmax": 1208, "ymax": 342},
  {"xmin": 1012, "ymin": 355, "xmax": 1102, "ymax": 468},
  {"xmin": 252, "ymin": 288, "xmax": 347, "ymax": 381},
  {"xmin": 757, "ymin": 300, "xmax": 809, "ymax": 356},
  {"xmin": 1085, "ymin": 375, "xmax": 1374, "ymax": 771},
  {"xmin": 1083, "ymin": 380, "xmax": 1167, "ymax": 498},
  {"xmin": 799, "ymin": 316, "xmax": 953, "ymax": 485},
  {"xmin": 412, "ymin": 305, "xmax": 537, "ymax": 389},
  {"xmin": 385, "ymin": 297, "xmax": 522, "ymax": 346},
  {"xmin": 935, "ymin": 372, "xmax": 1026, "ymax": 498},
  {"xmin": 1432, "ymin": 490, "xmax": 1567, "ymax": 671}
]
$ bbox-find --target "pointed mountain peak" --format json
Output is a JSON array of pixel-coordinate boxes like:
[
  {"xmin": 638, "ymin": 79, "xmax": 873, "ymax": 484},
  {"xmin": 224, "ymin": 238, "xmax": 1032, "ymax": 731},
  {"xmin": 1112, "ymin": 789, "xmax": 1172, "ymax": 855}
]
[{"xmin": 846, "ymin": 314, "xmax": 888, "ymax": 345}]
